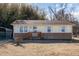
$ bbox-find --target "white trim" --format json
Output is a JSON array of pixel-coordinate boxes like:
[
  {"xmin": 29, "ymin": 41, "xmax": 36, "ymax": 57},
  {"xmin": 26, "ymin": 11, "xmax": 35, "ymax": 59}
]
[{"xmin": 13, "ymin": 24, "xmax": 72, "ymax": 33}]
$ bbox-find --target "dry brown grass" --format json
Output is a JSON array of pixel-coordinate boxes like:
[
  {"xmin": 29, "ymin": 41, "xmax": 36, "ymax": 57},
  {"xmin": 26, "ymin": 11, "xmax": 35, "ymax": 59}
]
[{"xmin": 0, "ymin": 43, "xmax": 79, "ymax": 56}]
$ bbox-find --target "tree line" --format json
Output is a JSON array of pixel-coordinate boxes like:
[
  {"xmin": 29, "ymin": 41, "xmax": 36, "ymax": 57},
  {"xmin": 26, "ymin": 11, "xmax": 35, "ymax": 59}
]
[
  {"xmin": 0, "ymin": 3, "xmax": 79, "ymax": 30},
  {"xmin": 0, "ymin": 3, "xmax": 46, "ymax": 28}
]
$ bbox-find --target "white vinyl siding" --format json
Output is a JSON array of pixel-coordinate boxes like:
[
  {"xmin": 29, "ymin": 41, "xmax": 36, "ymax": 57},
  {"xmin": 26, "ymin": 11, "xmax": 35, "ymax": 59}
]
[
  {"xmin": 13, "ymin": 24, "xmax": 72, "ymax": 33},
  {"xmin": 59, "ymin": 25, "xmax": 72, "ymax": 33},
  {"xmin": 13, "ymin": 25, "xmax": 28, "ymax": 33},
  {"xmin": 14, "ymin": 25, "xmax": 20, "ymax": 33}
]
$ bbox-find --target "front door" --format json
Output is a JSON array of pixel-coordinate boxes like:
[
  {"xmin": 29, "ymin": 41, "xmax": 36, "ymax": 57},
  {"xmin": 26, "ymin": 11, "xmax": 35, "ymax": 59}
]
[{"xmin": 32, "ymin": 26, "xmax": 38, "ymax": 39}]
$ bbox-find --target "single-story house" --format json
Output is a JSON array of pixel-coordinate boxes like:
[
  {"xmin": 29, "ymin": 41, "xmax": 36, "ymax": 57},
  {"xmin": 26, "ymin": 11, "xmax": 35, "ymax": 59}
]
[{"xmin": 11, "ymin": 20, "xmax": 73, "ymax": 40}]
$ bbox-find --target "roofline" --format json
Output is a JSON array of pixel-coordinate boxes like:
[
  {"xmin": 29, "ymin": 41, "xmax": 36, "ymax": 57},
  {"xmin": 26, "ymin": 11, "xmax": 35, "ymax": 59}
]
[{"xmin": 11, "ymin": 20, "xmax": 73, "ymax": 25}]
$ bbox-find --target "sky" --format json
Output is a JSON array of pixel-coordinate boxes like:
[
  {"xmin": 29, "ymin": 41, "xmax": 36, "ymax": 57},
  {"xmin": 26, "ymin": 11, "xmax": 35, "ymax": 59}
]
[{"xmin": 32, "ymin": 3, "xmax": 79, "ymax": 21}]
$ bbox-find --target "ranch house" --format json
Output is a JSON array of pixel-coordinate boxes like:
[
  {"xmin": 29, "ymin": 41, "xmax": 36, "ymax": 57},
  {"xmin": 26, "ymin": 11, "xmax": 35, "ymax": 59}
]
[{"xmin": 11, "ymin": 20, "xmax": 73, "ymax": 40}]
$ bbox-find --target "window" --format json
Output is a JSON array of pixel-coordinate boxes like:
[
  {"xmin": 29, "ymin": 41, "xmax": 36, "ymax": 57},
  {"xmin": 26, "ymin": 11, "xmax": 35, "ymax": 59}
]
[
  {"xmin": 24, "ymin": 26, "xmax": 27, "ymax": 32},
  {"xmin": 20, "ymin": 26, "xmax": 23, "ymax": 32},
  {"xmin": 33, "ymin": 26, "xmax": 37, "ymax": 32},
  {"xmin": 61, "ymin": 26, "xmax": 65, "ymax": 32},
  {"xmin": 33, "ymin": 26, "xmax": 37, "ymax": 29},
  {"xmin": 47, "ymin": 26, "xmax": 51, "ymax": 32}
]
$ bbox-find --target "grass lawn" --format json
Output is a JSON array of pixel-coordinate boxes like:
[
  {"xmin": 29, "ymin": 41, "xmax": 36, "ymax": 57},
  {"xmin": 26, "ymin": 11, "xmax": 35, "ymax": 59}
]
[{"xmin": 0, "ymin": 41, "xmax": 79, "ymax": 56}]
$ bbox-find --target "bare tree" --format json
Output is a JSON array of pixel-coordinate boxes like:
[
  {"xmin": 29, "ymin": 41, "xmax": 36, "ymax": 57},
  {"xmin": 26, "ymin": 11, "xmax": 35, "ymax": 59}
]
[
  {"xmin": 48, "ymin": 3, "xmax": 76, "ymax": 21},
  {"xmin": 48, "ymin": 3, "xmax": 79, "ymax": 37}
]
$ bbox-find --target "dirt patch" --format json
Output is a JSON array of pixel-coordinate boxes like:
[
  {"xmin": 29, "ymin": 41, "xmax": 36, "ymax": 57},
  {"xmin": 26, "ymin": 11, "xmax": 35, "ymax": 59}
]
[{"xmin": 0, "ymin": 43, "xmax": 79, "ymax": 56}]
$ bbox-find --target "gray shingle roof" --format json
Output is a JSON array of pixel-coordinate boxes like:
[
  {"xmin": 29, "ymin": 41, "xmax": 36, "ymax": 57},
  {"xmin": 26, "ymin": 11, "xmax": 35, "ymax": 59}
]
[{"xmin": 11, "ymin": 20, "xmax": 73, "ymax": 25}]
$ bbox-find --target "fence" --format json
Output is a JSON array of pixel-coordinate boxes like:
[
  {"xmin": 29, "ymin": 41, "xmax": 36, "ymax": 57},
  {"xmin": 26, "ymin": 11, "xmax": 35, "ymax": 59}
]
[{"xmin": 0, "ymin": 32, "xmax": 12, "ymax": 40}]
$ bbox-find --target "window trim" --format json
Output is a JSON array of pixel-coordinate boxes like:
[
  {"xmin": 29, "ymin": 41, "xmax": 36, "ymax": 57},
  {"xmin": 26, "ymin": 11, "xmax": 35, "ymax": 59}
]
[
  {"xmin": 47, "ymin": 26, "xmax": 51, "ymax": 32},
  {"xmin": 33, "ymin": 26, "xmax": 37, "ymax": 32},
  {"xmin": 24, "ymin": 26, "xmax": 27, "ymax": 32},
  {"xmin": 20, "ymin": 26, "xmax": 23, "ymax": 33},
  {"xmin": 61, "ymin": 26, "xmax": 65, "ymax": 32}
]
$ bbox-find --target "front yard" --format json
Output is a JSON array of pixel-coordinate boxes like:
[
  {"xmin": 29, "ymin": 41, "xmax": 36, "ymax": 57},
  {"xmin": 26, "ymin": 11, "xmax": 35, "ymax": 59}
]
[{"xmin": 0, "ymin": 41, "xmax": 79, "ymax": 56}]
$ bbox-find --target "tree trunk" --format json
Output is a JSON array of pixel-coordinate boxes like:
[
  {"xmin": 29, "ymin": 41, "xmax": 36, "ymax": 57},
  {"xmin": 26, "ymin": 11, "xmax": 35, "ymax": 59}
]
[{"xmin": 15, "ymin": 37, "xmax": 22, "ymax": 46}]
